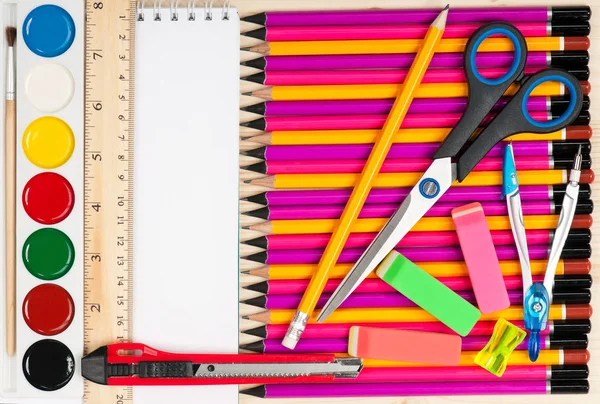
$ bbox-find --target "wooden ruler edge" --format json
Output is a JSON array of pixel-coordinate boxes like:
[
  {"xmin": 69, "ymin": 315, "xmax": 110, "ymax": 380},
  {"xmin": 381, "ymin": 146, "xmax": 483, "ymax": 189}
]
[{"xmin": 83, "ymin": 0, "xmax": 136, "ymax": 403}]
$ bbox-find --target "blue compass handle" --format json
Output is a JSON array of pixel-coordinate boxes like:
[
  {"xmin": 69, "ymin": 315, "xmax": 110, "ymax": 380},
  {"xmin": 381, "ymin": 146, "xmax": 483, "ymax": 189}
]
[
  {"xmin": 528, "ymin": 331, "xmax": 541, "ymax": 362},
  {"xmin": 523, "ymin": 282, "xmax": 550, "ymax": 362}
]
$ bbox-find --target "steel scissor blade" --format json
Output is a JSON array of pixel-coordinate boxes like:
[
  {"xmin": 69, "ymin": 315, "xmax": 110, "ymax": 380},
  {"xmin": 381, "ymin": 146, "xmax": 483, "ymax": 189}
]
[{"xmin": 317, "ymin": 158, "xmax": 456, "ymax": 322}]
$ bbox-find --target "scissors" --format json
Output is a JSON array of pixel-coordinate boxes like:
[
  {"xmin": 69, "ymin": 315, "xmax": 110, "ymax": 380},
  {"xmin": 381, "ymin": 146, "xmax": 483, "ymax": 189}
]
[
  {"xmin": 503, "ymin": 142, "xmax": 583, "ymax": 362},
  {"xmin": 317, "ymin": 22, "xmax": 584, "ymax": 323}
]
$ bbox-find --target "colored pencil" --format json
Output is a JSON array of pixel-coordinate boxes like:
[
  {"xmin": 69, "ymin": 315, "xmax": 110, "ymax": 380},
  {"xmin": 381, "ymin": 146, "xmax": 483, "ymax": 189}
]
[
  {"xmin": 241, "ymin": 96, "xmax": 590, "ymax": 117},
  {"xmin": 279, "ymin": 7, "xmax": 449, "ymax": 351},
  {"xmin": 243, "ymin": 22, "xmax": 590, "ymax": 41},
  {"xmin": 242, "ymin": 290, "xmax": 591, "ymax": 310},
  {"xmin": 244, "ymin": 215, "xmax": 593, "ymax": 235},
  {"xmin": 242, "ymin": 230, "xmax": 592, "ymax": 252},
  {"xmin": 242, "ymin": 200, "xmax": 594, "ymax": 220},
  {"xmin": 240, "ymin": 111, "xmax": 590, "ymax": 132},
  {"xmin": 242, "ymin": 320, "xmax": 592, "ymax": 339},
  {"xmin": 240, "ymin": 334, "xmax": 588, "ymax": 353},
  {"xmin": 243, "ymin": 81, "xmax": 591, "ymax": 101},
  {"xmin": 242, "ymin": 365, "xmax": 590, "ymax": 383},
  {"xmin": 241, "ymin": 185, "xmax": 592, "ymax": 206},
  {"xmin": 243, "ymin": 126, "xmax": 592, "ymax": 145},
  {"xmin": 242, "ymin": 141, "xmax": 591, "ymax": 160},
  {"xmin": 242, "ymin": 259, "xmax": 590, "ymax": 280},
  {"xmin": 241, "ymin": 244, "xmax": 591, "ymax": 265},
  {"xmin": 241, "ymin": 380, "xmax": 590, "ymax": 398},
  {"xmin": 241, "ymin": 7, "xmax": 592, "ymax": 26},
  {"xmin": 241, "ymin": 51, "xmax": 589, "ymax": 71},
  {"xmin": 242, "ymin": 304, "xmax": 592, "ymax": 324},
  {"xmin": 360, "ymin": 349, "xmax": 589, "ymax": 367},
  {"xmin": 243, "ymin": 170, "xmax": 595, "ymax": 189},
  {"xmin": 332, "ymin": 365, "xmax": 589, "ymax": 383},
  {"xmin": 241, "ymin": 67, "xmax": 590, "ymax": 86},
  {"xmin": 242, "ymin": 156, "xmax": 592, "ymax": 175},
  {"xmin": 241, "ymin": 275, "xmax": 592, "ymax": 295},
  {"xmin": 243, "ymin": 37, "xmax": 590, "ymax": 56}
]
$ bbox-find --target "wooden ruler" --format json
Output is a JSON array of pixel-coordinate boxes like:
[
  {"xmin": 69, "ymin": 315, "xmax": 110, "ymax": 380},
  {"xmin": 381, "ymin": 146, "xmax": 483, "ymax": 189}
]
[{"xmin": 84, "ymin": 0, "xmax": 136, "ymax": 403}]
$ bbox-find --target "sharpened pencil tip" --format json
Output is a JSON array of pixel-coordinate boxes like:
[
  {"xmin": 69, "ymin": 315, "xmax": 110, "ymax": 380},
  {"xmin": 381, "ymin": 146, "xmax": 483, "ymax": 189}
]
[
  {"xmin": 432, "ymin": 4, "xmax": 449, "ymax": 28},
  {"xmin": 242, "ymin": 92, "xmax": 253, "ymax": 96},
  {"xmin": 242, "ymin": 315, "xmax": 250, "ymax": 320},
  {"xmin": 244, "ymin": 179, "xmax": 252, "ymax": 184},
  {"xmin": 240, "ymin": 47, "xmax": 251, "ymax": 52},
  {"xmin": 241, "ymin": 225, "xmax": 251, "ymax": 230}
]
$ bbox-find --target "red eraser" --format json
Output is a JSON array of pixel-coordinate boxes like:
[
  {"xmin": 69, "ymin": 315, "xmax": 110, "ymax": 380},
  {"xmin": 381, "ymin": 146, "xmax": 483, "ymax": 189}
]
[
  {"xmin": 348, "ymin": 326, "xmax": 461, "ymax": 366},
  {"xmin": 452, "ymin": 202, "xmax": 510, "ymax": 314}
]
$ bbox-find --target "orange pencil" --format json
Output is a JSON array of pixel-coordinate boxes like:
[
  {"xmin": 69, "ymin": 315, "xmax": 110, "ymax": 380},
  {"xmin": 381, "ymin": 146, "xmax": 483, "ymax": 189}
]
[
  {"xmin": 244, "ymin": 37, "xmax": 589, "ymax": 56},
  {"xmin": 281, "ymin": 6, "xmax": 450, "ymax": 350}
]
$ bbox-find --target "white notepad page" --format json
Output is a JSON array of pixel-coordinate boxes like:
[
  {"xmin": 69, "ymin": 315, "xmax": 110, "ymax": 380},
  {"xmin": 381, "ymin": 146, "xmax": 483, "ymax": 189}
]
[{"xmin": 134, "ymin": 7, "xmax": 239, "ymax": 404}]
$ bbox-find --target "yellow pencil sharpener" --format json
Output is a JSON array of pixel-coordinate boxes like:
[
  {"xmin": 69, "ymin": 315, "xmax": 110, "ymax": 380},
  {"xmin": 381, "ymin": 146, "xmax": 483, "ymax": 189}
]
[{"xmin": 474, "ymin": 318, "xmax": 527, "ymax": 377}]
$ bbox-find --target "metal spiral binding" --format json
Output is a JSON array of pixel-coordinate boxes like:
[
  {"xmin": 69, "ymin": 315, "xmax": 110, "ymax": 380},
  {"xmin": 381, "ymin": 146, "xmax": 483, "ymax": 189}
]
[{"xmin": 136, "ymin": 0, "xmax": 231, "ymax": 21}]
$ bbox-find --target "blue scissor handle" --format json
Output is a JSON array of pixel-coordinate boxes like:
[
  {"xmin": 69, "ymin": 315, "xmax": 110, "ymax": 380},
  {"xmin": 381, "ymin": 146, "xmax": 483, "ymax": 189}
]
[
  {"xmin": 455, "ymin": 68, "xmax": 584, "ymax": 181},
  {"xmin": 520, "ymin": 73, "xmax": 580, "ymax": 130},
  {"xmin": 434, "ymin": 23, "xmax": 528, "ymax": 161},
  {"xmin": 467, "ymin": 26, "xmax": 526, "ymax": 87}
]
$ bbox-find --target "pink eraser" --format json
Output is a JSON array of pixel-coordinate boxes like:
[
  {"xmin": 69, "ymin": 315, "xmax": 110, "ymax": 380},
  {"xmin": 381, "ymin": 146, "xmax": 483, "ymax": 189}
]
[
  {"xmin": 452, "ymin": 202, "xmax": 510, "ymax": 314},
  {"xmin": 348, "ymin": 326, "xmax": 461, "ymax": 366}
]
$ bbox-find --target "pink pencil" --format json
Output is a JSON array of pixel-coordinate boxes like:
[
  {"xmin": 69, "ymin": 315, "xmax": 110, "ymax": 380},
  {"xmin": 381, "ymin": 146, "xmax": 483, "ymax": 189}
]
[
  {"xmin": 245, "ymin": 22, "xmax": 555, "ymax": 41},
  {"xmin": 245, "ymin": 66, "xmax": 586, "ymax": 86},
  {"xmin": 240, "ymin": 334, "xmax": 583, "ymax": 353},
  {"xmin": 342, "ymin": 365, "xmax": 588, "ymax": 383},
  {"xmin": 246, "ymin": 156, "xmax": 560, "ymax": 174},
  {"xmin": 243, "ymin": 200, "xmax": 593, "ymax": 220},
  {"xmin": 241, "ymin": 111, "xmax": 555, "ymax": 132},
  {"xmin": 242, "ymin": 290, "xmax": 589, "ymax": 310},
  {"xmin": 242, "ymin": 380, "xmax": 589, "ymax": 398},
  {"xmin": 242, "ymin": 275, "xmax": 591, "ymax": 295},
  {"xmin": 241, "ymin": 320, "xmax": 590, "ymax": 339},
  {"xmin": 244, "ymin": 229, "xmax": 591, "ymax": 250},
  {"xmin": 242, "ymin": 244, "xmax": 590, "ymax": 265}
]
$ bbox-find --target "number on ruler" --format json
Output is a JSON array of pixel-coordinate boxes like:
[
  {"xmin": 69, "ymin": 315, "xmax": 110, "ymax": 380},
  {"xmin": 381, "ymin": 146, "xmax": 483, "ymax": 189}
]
[{"xmin": 84, "ymin": 1, "xmax": 135, "ymax": 403}]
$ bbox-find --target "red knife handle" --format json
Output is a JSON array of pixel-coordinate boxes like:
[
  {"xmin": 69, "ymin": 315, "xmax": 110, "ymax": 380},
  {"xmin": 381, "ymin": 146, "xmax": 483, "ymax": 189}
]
[
  {"xmin": 108, "ymin": 375, "xmax": 335, "ymax": 386},
  {"xmin": 107, "ymin": 343, "xmax": 337, "ymax": 364}
]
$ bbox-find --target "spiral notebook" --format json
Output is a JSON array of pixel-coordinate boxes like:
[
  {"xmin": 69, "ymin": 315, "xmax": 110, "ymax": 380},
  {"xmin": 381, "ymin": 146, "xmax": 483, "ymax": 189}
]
[{"xmin": 133, "ymin": 4, "xmax": 239, "ymax": 404}]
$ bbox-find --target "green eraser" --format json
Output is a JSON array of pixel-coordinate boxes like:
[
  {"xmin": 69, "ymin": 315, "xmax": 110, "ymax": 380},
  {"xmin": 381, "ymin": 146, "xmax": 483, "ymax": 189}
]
[{"xmin": 376, "ymin": 251, "xmax": 481, "ymax": 336}]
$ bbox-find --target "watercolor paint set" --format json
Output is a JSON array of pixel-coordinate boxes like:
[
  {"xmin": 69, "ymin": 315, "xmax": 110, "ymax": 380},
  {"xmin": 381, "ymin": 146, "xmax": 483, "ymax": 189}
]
[{"xmin": 0, "ymin": 0, "xmax": 83, "ymax": 399}]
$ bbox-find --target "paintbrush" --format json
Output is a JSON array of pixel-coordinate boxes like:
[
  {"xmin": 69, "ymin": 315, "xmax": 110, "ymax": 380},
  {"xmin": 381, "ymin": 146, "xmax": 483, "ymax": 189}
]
[{"xmin": 5, "ymin": 25, "xmax": 16, "ymax": 356}]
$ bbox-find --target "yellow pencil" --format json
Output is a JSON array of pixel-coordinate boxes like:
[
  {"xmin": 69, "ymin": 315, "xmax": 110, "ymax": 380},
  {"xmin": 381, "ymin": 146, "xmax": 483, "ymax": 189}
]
[
  {"xmin": 242, "ymin": 259, "xmax": 567, "ymax": 280},
  {"xmin": 246, "ymin": 37, "xmax": 588, "ymax": 56},
  {"xmin": 355, "ymin": 349, "xmax": 588, "ymax": 367},
  {"xmin": 281, "ymin": 6, "xmax": 450, "ymax": 350},
  {"xmin": 246, "ymin": 170, "xmax": 568, "ymax": 189},
  {"xmin": 247, "ymin": 81, "xmax": 570, "ymax": 101},
  {"xmin": 245, "ymin": 128, "xmax": 571, "ymax": 145},
  {"xmin": 246, "ymin": 305, "xmax": 590, "ymax": 324},
  {"xmin": 244, "ymin": 214, "xmax": 592, "ymax": 235}
]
